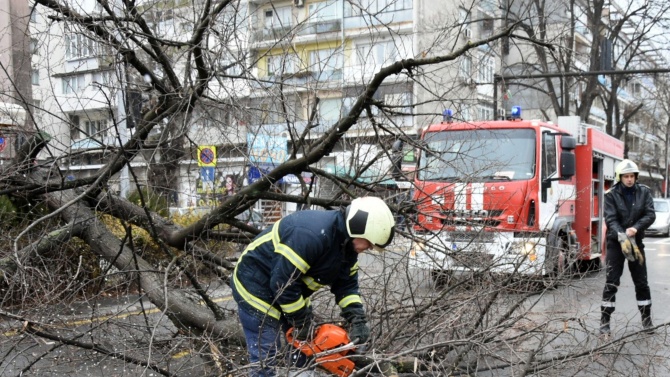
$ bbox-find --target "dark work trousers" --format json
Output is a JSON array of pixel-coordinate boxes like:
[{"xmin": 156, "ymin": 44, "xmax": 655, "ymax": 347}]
[{"xmin": 602, "ymin": 241, "xmax": 652, "ymax": 309}]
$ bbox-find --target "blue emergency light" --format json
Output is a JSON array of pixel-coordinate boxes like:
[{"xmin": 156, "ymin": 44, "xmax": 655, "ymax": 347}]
[
  {"xmin": 510, "ymin": 106, "xmax": 522, "ymax": 119},
  {"xmin": 442, "ymin": 109, "xmax": 453, "ymax": 122}
]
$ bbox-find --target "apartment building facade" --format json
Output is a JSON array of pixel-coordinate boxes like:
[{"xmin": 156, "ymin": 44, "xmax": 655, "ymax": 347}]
[
  {"xmin": 0, "ymin": 0, "xmax": 33, "ymax": 161},
  {"xmin": 25, "ymin": 0, "xmax": 670, "ymax": 217}
]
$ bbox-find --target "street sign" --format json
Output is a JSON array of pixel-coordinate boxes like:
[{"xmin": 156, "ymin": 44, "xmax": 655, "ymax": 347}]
[
  {"xmin": 200, "ymin": 167, "xmax": 215, "ymax": 182},
  {"xmin": 197, "ymin": 146, "xmax": 216, "ymax": 167}
]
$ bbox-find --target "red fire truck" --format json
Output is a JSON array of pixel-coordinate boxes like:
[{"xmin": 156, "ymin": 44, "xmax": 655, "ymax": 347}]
[{"xmin": 408, "ymin": 110, "xmax": 624, "ymax": 281}]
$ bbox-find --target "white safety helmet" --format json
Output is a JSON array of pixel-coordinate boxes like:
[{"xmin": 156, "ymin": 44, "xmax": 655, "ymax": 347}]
[
  {"xmin": 345, "ymin": 197, "xmax": 395, "ymax": 251},
  {"xmin": 615, "ymin": 159, "xmax": 639, "ymax": 182}
]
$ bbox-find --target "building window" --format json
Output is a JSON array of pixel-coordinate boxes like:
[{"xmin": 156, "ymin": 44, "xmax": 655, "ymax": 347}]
[
  {"xmin": 459, "ymin": 8, "xmax": 471, "ymax": 36},
  {"xmin": 92, "ymin": 71, "xmax": 112, "ymax": 87},
  {"xmin": 343, "ymin": 94, "xmax": 380, "ymax": 117},
  {"xmin": 342, "ymin": 97, "xmax": 357, "ymax": 116},
  {"xmin": 345, "ymin": 0, "xmax": 412, "ymax": 17},
  {"xmin": 65, "ymin": 34, "xmax": 96, "ymax": 60},
  {"xmin": 266, "ymin": 54, "xmax": 296, "ymax": 77},
  {"xmin": 380, "ymin": 0, "xmax": 412, "ymax": 12},
  {"xmin": 309, "ymin": 48, "xmax": 342, "ymax": 81},
  {"xmin": 308, "ymin": 1, "xmax": 341, "ymax": 21},
  {"xmin": 631, "ymin": 81, "xmax": 642, "ymax": 95},
  {"xmin": 84, "ymin": 119, "xmax": 108, "ymax": 137},
  {"xmin": 180, "ymin": 22, "xmax": 194, "ymax": 33},
  {"xmin": 30, "ymin": 6, "xmax": 38, "ymax": 23},
  {"xmin": 264, "ymin": 6, "xmax": 292, "ymax": 29},
  {"xmin": 31, "ymin": 69, "xmax": 40, "ymax": 85},
  {"xmin": 256, "ymin": 100, "xmax": 291, "ymax": 125},
  {"xmin": 218, "ymin": 57, "xmax": 243, "ymax": 76},
  {"xmin": 478, "ymin": 104, "xmax": 493, "ymax": 120},
  {"xmin": 459, "ymin": 55, "xmax": 472, "ymax": 79},
  {"xmin": 62, "ymin": 75, "xmax": 86, "ymax": 94},
  {"xmin": 478, "ymin": 56, "xmax": 494, "ymax": 84},
  {"xmin": 356, "ymin": 41, "xmax": 398, "ymax": 71},
  {"xmin": 318, "ymin": 98, "xmax": 342, "ymax": 127},
  {"xmin": 459, "ymin": 103, "xmax": 472, "ymax": 121},
  {"xmin": 385, "ymin": 92, "xmax": 412, "ymax": 115},
  {"xmin": 155, "ymin": 10, "xmax": 175, "ymax": 36},
  {"xmin": 30, "ymin": 38, "xmax": 38, "ymax": 55}
]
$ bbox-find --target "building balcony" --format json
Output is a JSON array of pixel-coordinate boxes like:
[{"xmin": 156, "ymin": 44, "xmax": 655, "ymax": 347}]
[
  {"xmin": 70, "ymin": 135, "xmax": 121, "ymax": 151},
  {"xmin": 252, "ymin": 20, "xmax": 342, "ymax": 47},
  {"xmin": 343, "ymin": 9, "xmax": 412, "ymax": 30},
  {"xmin": 250, "ymin": 114, "xmax": 413, "ymax": 137},
  {"xmin": 251, "ymin": 10, "xmax": 412, "ymax": 46},
  {"xmin": 254, "ymin": 25, "xmax": 295, "ymax": 42},
  {"xmin": 251, "ymin": 69, "xmax": 343, "ymax": 89},
  {"xmin": 297, "ymin": 19, "xmax": 341, "ymax": 36}
]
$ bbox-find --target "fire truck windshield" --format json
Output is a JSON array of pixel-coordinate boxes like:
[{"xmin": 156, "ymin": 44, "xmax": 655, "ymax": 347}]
[{"xmin": 418, "ymin": 128, "xmax": 536, "ymax": 182}]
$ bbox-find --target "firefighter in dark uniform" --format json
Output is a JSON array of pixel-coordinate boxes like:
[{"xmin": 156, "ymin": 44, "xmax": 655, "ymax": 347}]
[
  {"xmin": 231, "ymin": 197, "xmax": 395, "ymax": 376},
  {"xmin": 600, "ymin": 159, "xmax": 656, "ymax": 335}
]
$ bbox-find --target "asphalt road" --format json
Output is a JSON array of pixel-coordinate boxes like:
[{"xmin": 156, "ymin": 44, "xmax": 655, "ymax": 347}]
[
  {"xmin": 3, "ymin": 236, "xmax": 670, "ymax": 376},
  {"xmin": 358, "ymin": 235, "xmax": 670, "ymax": 376}
]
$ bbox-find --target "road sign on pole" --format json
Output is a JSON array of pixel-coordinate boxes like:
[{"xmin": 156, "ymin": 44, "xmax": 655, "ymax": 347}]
[
  {"xmin": 198, "ymin": 146, "xmax": 217, "ymax": 167},
  {"xmin": 201, "ymin": 167, "xmax": 215, "ymax": 182}
]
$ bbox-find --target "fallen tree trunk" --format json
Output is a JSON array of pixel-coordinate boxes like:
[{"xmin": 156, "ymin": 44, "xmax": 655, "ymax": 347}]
[{"xmin": 40, "ymin": 186, "xmax": 240, "ymax": 340}]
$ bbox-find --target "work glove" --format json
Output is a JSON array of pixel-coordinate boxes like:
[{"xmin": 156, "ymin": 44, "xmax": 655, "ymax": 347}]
[
  {"xmin": 342, "ymin": 306, "xmax": 370, "ymax": 344},
  {"xmin": 617, "ymin": 232, "xmax": 636, "ymax": 262},
  {"xmin": 631, "ymin": 239, "xmax": 644, "ymax": 265},
  {"xmin": 291, "ymin": 310, "xmax": 316, "ymax": 341},
  {"xmin": 349, "ymin": 320, "xmax": 370, "ymax": 345},
  {"xmin": 294, "ymin": 321, "xmax": 315, "ymax": 341}
]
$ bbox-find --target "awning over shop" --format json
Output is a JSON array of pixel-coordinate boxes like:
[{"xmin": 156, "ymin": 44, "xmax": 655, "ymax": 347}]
[{"xmin": 247, "ymin": 165, "xmax": 314, "ymax": 184}]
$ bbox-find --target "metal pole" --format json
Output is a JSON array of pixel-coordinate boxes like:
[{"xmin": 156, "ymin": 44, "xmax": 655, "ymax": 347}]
[
  {"xmin": 117, "ymin": 62, "xmax": 130, "ymax": 198},
  {"xmin": 666, "ymin": 118, "xmax": 670, "ymax": 198},
  {"xmin": 493, "ymin": 74, "xmax": 500, "ymax": 119}
]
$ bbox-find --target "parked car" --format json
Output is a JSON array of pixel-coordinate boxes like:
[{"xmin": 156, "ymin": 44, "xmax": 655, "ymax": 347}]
[{"xmin": 648, "ymin": 198, "xmax": 670, "ymax": 237}]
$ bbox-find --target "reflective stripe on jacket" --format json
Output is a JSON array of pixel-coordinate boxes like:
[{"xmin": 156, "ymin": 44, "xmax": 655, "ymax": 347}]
[{"xmin": 232, "ymin": 209, "xmax": 362, "ymax": 321}]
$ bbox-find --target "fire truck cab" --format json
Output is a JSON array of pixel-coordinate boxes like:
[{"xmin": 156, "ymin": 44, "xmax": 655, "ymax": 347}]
[{"xmin": 408, "ymin": 112, "xmax": 623, "ymax": 282}]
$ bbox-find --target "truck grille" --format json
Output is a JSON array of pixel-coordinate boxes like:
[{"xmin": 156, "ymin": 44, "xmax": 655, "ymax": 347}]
[
  {"xmin": 440, "ymin": 210, "xmax": 504, "ymax": 227},
  {"xmin": 442, "ymin": 209, "xmax": 504, "ymax": 218},
  {"xmin": 447, "ymin": 231, "xmax": 495, "ymax": 242},
  {"xmin": 442, "ymin": 218, "xmax": 501, "ymax": 227},
  {"xmin": 451, "ymin": 252, "xmax": 494, "ymax": 269}
]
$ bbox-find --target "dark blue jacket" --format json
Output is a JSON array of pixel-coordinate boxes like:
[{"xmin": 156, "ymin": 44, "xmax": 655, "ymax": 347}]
[{"xmin": 231, "ymin": 209, "xmax": 362, "ymax": 323}]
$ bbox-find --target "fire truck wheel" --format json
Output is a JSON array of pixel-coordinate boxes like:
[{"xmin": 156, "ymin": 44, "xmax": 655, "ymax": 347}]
[{"xmin": 543, "ymin": 239, "xmax": 573, "ymax": 289}]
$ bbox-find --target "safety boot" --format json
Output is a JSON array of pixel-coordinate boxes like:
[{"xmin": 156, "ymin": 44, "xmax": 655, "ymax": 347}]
[
  {"xmin": 600, "ymin": 306, "xmax": 614, "ymax": 336},
  {"xmin": 639, "ymin": 305, "xmax": 654, "ymax": 333}
]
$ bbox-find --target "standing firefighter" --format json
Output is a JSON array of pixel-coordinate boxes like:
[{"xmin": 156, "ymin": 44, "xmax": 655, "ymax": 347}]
[
  {"xmin": 231, "ymin": 197, "xmax": 395, "ymax": 376},
  {"xmin": 600, "ymin": 159, "xmax": 656, "ymax": 335}
]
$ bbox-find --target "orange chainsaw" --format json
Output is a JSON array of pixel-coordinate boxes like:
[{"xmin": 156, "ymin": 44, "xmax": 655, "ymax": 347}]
[{"xmin": 286, "ymin": 323, "xmax": 357, "ymax": 377}]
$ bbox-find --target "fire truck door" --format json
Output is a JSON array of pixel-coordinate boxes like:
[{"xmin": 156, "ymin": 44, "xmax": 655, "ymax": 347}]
[{"xmin": 539, "ymin": 131, "xmax": 563, "ymax": 228}]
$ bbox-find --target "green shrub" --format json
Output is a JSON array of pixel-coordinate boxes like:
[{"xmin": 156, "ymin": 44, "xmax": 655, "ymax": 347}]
[
  {"xmin": 127, "ymin": 187, "xmax": 169, "ymax": 217},
  {"xmin": 0, "ymin": 195, "xmax": 17, "ymax": 223}
]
